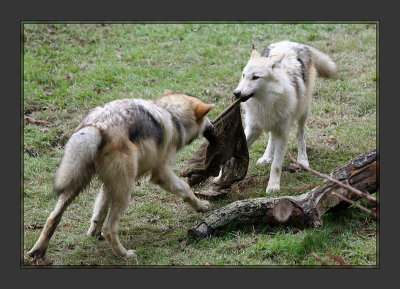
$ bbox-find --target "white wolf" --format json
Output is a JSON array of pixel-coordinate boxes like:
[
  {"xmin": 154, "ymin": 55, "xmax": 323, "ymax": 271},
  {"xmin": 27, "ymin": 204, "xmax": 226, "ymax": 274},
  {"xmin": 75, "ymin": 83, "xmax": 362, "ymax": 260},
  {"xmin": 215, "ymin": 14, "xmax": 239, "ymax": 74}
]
[{"xmin": 233, "ymin": 41, "xmax": 336, "ymax": 193}]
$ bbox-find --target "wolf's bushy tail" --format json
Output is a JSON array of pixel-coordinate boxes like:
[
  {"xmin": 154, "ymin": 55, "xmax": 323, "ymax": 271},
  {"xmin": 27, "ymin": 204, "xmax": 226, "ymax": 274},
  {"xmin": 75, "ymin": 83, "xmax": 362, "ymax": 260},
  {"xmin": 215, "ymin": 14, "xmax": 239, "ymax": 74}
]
[
  {"xmin": 54, "ymin": 126, "xmax": 102, "ymax": 198},
  {"xmin": 309, "ymin": 46, "xmax": 336, "ymax": 78}
]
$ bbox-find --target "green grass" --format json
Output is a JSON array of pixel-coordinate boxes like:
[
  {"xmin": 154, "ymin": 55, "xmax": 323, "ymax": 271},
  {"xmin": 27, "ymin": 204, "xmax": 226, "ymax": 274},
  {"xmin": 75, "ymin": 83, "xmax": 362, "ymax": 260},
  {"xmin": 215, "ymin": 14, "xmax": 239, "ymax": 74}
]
[{"xmin": 23, "ymin": 23, "xmax": 377, "ymax": 267}]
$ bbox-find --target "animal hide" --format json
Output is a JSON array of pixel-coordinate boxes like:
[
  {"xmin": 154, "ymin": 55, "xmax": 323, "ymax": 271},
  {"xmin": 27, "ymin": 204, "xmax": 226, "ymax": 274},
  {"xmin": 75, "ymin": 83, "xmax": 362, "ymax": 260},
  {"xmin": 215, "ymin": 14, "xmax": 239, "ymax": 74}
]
[{"xmin": 181, "ymin": 98, "xmax": 249, "ymax": 188}]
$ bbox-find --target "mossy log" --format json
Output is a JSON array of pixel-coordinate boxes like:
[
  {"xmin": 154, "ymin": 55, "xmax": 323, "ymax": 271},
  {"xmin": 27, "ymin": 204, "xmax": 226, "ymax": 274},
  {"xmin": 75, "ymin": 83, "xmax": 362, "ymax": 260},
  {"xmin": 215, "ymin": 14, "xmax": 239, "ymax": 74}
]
[{"xmin": 188, "ymin": 149, "xmax": 377, "ymax": 238}]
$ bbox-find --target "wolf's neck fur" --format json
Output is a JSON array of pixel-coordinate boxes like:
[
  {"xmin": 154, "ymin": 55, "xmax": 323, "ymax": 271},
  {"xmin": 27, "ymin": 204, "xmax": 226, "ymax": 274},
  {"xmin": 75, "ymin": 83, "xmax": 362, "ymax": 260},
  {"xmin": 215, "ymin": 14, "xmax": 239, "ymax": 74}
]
[
  {"xmin": 243, "ymin": 75, "xmax": 295, "ymax": 131},
  {"xmin": 155, "ymin": 102, "xmax": 190, "ymax": 151}
]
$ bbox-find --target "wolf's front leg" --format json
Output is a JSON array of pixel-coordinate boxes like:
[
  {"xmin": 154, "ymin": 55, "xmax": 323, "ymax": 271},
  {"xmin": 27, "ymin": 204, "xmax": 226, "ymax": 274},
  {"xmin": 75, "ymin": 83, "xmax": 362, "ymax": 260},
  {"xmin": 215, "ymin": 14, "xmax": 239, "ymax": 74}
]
[
  {"xmin": 257, "ymin": 132, "xmax": 275, "ymax": 164},
  {"xmin": 87, "ymin": 184, "xmax": 109, "ymax": 240},
  {"xmin": 244, "ymin": 124, "xmax": 262, "ymax": 147},
  {"xmin": 266, "ymin": 129, "xmax": 289, "ymax": 193},
  {"xmin": 151, "ymin": 168, "xmax": 210, "ymax": 213}
]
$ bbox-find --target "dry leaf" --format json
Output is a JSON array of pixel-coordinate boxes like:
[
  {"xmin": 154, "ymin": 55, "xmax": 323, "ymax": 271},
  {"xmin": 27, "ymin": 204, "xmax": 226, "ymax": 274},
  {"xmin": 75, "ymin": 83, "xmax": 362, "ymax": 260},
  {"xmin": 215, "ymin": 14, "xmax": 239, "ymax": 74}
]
[
  {"xmin": 34, "ymin": 257, "xmax": 53, "ymax": 266},
  {"xmin": 326, "ymin": 253, "xmax": 350, "ymax": 266}
]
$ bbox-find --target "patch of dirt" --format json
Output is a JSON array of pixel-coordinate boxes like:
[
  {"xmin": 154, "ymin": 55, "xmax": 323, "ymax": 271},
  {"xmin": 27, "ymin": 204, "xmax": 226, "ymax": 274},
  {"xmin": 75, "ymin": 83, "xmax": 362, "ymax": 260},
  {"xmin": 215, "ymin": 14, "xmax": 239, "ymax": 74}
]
[
  {"xmin": 230, "ymin": 175, "xmax": 262, "ymax": 193},
  {"xmin": 24, "ymin": 146, "xmax": 42, "ymax": 158},
  {"xmin": 24, "ymin": 104, "xmax": 52, "ymax": 115},
  {"xmin": 24, "ymin": 115, "xmax": 51, "ymax": 126},
  {"xmin": 24, "ymin": 129, "xmax": 70, "ymax": 157}
]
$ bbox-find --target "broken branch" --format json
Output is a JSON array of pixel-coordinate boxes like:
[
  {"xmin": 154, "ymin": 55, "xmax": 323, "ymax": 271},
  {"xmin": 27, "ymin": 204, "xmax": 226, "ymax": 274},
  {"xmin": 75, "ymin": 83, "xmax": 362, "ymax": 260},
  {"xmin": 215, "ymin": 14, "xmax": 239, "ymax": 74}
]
[
  {"xmin": 287, "ymin": 152, "xmax": 376, "ymax": 203},
  {"xmin": 311, "ymin": 251, "xmax": 330, "ymax": 266},
  {"xmin": 331, "ymin": 191, "xmax": 376, "ymax": 219}
]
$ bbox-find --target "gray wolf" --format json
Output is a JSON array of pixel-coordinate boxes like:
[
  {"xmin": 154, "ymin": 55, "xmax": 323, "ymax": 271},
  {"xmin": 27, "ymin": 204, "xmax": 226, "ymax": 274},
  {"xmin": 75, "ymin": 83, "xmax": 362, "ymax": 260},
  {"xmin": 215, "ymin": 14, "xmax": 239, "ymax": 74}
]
[
  {"xmin": 28, "ymin": 90, "xmax": 214, "ymax": 259},
  {"xmin": 232, "ymin": 40, "xmax": 336, "ymax": 193}
]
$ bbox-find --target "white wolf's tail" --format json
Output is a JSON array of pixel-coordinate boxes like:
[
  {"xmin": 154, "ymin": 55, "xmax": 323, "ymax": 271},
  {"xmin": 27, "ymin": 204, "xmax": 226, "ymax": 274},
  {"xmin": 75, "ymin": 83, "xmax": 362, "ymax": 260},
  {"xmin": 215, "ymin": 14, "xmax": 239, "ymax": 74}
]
[
  {"xmin": 54, "ymin": 125, "xmax": 102, "ymax": 197},
  {"xmin": 309, "ymin": 46, "xmax": 336, "ymax": 77}
]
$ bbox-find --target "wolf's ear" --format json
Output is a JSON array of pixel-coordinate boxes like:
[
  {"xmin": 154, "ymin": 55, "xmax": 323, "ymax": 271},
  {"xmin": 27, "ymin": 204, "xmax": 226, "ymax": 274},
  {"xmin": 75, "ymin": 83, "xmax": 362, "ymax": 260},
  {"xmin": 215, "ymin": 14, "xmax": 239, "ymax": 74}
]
[
  {"xmin": 250, "ymin": 50, "xmax": 261, "ymax": 59},
  {"xmin": 163, "ymin": 89, "xmax": 173, "ymax": 96},
  {"xmin": 194, "ymin": 103, "xmax": 215, "ymax": 121},
  {"xmin": 272, "ymin": 54, "xmax": 284, "ymax": 69}
]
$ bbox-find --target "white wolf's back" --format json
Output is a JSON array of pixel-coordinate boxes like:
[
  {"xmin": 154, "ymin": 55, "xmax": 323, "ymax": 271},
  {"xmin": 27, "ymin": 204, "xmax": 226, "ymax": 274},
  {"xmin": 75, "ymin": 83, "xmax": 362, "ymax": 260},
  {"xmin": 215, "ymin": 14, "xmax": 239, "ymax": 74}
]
[
  {"xmin": 307, "ymin": 46, "xmax": 336, "ymax": 77},
  {"xmin": 263, "ymin": 41, "xmax": 336, "ymax": 77}
]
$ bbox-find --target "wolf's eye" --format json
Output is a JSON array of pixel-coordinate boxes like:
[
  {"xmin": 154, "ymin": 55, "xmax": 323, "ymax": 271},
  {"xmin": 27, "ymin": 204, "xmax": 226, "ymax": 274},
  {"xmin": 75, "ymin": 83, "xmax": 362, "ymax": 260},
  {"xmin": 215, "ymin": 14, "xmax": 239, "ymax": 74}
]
[
  {"xmin": 242, "ymin": 74, "xmax": 245, "ymax": 78},
  {"xmin": 252, "ymin": 76, "xmax": 260, "ymax": 80}
]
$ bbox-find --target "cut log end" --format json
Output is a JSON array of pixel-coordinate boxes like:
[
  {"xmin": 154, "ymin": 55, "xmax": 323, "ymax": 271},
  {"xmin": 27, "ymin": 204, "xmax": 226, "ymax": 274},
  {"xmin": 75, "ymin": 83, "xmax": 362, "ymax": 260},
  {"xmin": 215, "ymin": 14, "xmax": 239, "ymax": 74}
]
[
  {"xmin": 188, "ymin": 222, "xmax": 212, "ymax": 239},
  {"xmin": 273, "ymin": 198, "xmax": 294, "ymax": 222}
]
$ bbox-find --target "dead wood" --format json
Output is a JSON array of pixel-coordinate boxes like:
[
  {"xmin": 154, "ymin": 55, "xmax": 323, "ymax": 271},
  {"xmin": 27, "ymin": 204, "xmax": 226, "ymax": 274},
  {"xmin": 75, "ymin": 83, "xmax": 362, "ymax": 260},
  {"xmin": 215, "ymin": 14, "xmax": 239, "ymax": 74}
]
[
  {"xmin": 188, "ymin": 148, "xmax": 377, "ymax": 239},
  {"xmin": 287, "ymin": 152, "xmax": 376, "ymax": 203},
  {"xmin": 330, "ymin": 191, "xmax": 376, "ymax": 219}
]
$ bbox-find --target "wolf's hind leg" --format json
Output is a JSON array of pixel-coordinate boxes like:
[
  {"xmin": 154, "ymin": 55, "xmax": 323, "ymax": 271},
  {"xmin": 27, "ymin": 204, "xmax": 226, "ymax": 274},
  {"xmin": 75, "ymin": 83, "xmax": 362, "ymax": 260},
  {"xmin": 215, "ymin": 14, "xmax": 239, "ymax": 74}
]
[
  {"xmin": 297, "ymin": 111, "xmax": 309, "ymax": 167},
  {"xmin": 98, "ymin": 146, "xmax": 138, "ymax": 259},
  {"xmin": 87, "ymin": 184, "xmax": 110, "ymax": 240},
  {"xmin": 102, "ymin": 182, "xmax": 136, "ymax": 259},
  {"xmin": 28, "ymin": 191, "xmax": 78, "ymax": 258}
]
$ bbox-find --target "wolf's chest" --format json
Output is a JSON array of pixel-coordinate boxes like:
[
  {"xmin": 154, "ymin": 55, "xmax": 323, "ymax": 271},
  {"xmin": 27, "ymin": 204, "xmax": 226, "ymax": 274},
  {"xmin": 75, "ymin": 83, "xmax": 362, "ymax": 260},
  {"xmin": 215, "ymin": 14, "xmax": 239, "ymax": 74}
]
[{"xmin": 242, "ymin": 98, "xmax": 290, "ymax": 130}]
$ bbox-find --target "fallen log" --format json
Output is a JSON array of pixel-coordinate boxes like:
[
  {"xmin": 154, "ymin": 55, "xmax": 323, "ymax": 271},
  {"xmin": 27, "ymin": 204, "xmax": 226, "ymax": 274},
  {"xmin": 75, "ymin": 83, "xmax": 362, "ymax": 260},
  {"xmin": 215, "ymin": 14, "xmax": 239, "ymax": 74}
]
[{"xmin": 188, "ymin": 148, "xmax": 377, "ymax": 239}]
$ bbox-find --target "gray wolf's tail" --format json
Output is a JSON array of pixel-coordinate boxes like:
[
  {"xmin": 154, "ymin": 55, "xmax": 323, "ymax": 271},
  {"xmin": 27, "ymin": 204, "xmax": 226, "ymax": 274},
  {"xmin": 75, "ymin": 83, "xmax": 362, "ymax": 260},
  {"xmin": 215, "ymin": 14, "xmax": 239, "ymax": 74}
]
[
  {"xmin": 54, "ymin": 126, "xmax": 102, "ymax": 197},
  {"xmin": 309, "ymin": 46, "xmax": 336, "ymax": 77}
]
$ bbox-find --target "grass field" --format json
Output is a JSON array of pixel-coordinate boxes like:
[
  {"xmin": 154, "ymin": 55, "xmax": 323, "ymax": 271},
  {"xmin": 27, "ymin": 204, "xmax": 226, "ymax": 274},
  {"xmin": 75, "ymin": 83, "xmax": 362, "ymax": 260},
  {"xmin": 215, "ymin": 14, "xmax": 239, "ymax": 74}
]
[{"xmin": 22, "ymin": 23, "xmax": 377, "ymax": 267}]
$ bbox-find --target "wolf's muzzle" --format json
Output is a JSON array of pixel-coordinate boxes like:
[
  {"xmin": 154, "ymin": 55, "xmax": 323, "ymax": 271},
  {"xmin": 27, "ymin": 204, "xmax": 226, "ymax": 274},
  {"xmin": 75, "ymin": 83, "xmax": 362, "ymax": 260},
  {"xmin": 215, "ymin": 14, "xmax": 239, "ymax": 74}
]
[
  {"xmin": 233, "ymin": 90, "xmax": 241, "ymax": 98},
  {"xmin": 233, "ymin": 91, "xmax": 254, "ymax": 102},
  {"xmin": 203, "ymin": 122, "xmax": 214, "ymax": 140}
]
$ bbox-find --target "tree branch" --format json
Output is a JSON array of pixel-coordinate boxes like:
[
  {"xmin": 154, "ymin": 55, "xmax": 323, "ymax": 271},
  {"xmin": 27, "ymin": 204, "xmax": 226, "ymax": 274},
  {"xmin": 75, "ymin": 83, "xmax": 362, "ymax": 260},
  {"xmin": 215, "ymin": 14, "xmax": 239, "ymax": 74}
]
[
  {"xmin": 287, "ymin": 152, "xmax": 376, "ymax": 203},
  {"xmin": 330, "ymin": 191, "xmax": 376, "ymax": 220}
]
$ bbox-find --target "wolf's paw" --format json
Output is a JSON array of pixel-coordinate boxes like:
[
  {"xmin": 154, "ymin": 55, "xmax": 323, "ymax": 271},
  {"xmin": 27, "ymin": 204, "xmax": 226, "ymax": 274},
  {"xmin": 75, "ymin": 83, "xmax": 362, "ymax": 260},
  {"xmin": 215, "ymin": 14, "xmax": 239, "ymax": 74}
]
[
  {"xmin": 196, "ymin": 200, "xmax": 211, "ymax": 213},
  {"xmin": 266, "ymin": 182, "xmax": 280, "ymax": 194},
  {"xmin": 28, "ymin": 248, "xmax": 46, "ymax": 259},
  {"xmin": 257, "ymin": 156, "xmax": 272, "ymax": 165},
  {"xmin": 87, "ymin": 226, "xmax": 105, "ymax": 241},
  {"xmin": 213, "ymin": 170, "xmax": 223, "ymax": 183},
  {"xmin": 124, "ymin": 249, "xmax": 136, "ymax": 259},
  {"xmin": 213, "ymin": 176, "xmax": 221, "ymax": 183},
  {"xmin": 87, "ymin": 230, "xmax": 105, "ymax": 241},
  {"xmin": 297, "ymin": 158, "xmax": 309, "ymax": 168}
]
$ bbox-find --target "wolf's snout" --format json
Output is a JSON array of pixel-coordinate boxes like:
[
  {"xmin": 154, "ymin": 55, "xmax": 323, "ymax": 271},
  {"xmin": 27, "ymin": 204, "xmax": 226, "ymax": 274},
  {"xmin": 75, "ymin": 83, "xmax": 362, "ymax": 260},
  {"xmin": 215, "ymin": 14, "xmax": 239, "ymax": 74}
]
[
  {"xmin": 233, "ymin": 90, "xmax": 241, "ymax": 98},
  {"xmin": 203, "ymin": 122, "xmax": 214, "ymax": 140},
  {"xmin": 206, "ymin": 122, "xmax": 214, "ymax": 132}
]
